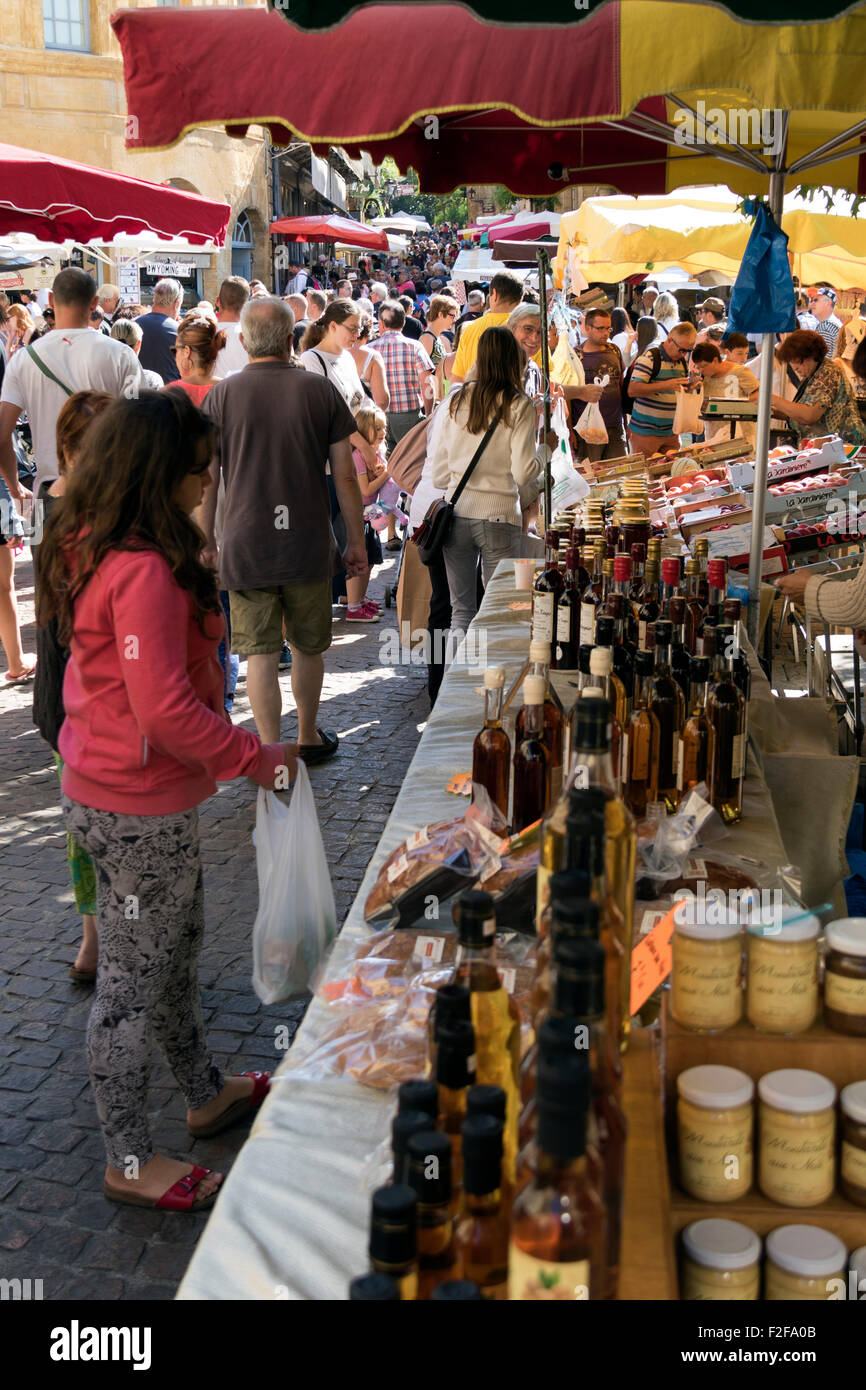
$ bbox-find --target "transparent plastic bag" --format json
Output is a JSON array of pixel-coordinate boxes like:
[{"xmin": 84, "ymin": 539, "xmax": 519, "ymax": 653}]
[
  {"xmin": 251, "ymin": 764, "xmax": 337, "ymax": 1003},
  {"xmin": 576, "ymin": 399, "xmax": 608, "ymax": 447}
]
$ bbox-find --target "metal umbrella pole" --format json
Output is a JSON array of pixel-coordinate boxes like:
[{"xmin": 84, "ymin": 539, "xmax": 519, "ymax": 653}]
[{"xmin": 537, "ymin": 246, "xmax": 553, "ymax": 525}]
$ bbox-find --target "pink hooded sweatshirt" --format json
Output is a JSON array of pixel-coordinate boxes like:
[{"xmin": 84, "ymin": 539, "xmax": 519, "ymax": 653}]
[{"xmin": 59, "ymin": 548, "xmax": 284, "ymax": 814}]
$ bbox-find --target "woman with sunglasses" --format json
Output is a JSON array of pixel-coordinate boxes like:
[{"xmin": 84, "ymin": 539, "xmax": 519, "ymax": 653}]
[
  {"xmin": 165, "ymin": 315, "xmax": 226, "ymax": 405},
  {"xmin": 419, "ymin": 294, "xmax": 460, "ymax": 403}
]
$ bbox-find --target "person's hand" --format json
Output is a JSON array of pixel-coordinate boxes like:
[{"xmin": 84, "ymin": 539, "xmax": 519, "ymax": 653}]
[
  {"xmin": 10, "ymin": 480, "xmax": 31, "ymax": 504},
  {"xmin": 549, "ymin": 381, "xmax": 565, "ymax": 403},
  {"xmin": 581, "ymin": 383, "xmax": 604, "ymax": 403},
  {"xmin": 201, "ymin": 543, "xmax": 219, "ymax": 571},
  {"xmin": 278, "ymin": 742, "xmax": 299, "ymax": 786},
  {"xmin": 774, "ymin": 569, "xmax": 810, "ymax": 601},
  {"xmin": 343, "ymin": 541, "xmax": 368, "ymax": 578}
]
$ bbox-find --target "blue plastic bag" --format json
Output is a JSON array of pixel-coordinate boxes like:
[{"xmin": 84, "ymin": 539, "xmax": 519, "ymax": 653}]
[{"xmin": 726, "ymin": 199, "xmax": 796, "ymax": 336}]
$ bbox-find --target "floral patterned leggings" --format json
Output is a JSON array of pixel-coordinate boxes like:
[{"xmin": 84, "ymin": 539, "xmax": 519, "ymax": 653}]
[{"xmin": 62, "ymin": 797, "xmax": 224, "ymax": 1171}]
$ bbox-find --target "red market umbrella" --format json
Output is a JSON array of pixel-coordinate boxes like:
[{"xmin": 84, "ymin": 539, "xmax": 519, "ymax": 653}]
[
  {"xmin": 492, "ymin": 237, "xmax": 560, "ymax": 262},
  {"xmin": 266, "ymin": 0, "xmax": 854, "ymax": 28},
  {"xmin": 0, "ymin": 141, "xmax": 229, "ymax": 245},
  {"xmin": 269, "ymin": 214, "xmax": 389, "ymax": 250}
]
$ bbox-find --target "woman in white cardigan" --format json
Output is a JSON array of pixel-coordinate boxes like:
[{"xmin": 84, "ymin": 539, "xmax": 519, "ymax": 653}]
[{"xmin": 432, "ymin": 326, "xmax": 542, "ymax": 638}]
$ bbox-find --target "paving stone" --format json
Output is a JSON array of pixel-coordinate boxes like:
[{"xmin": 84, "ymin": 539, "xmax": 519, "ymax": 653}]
[
  {"xmin": 0, "ymin": 1212, "xmax": 44, "ymax": 1250},
  {"xmin": 4, "ymin": 977, "xmax": 53, "ymax": 999},
  {"xmin": 77, "ymin": 1231, "xmax": 145, "ymax": 1270},
  {"xmin": 17, "ymin": 1179, "xmax": 77, "ymax": 1212},
  {"xmin": 29, "ymin": 1122, "xmax": 87, "ymax": 1155}
]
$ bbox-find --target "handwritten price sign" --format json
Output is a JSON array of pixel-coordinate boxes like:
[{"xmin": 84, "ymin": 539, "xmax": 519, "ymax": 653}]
[{"xmin": 629, "ymin": 900, "xmax": 684, "ymax": 1015}]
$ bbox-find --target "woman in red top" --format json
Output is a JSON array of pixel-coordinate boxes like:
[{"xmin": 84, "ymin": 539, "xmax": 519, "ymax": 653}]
[
  {"xmin": 164, "ymin": 314, "xmax": 226, "ymax": 404},
  {"xmin": 37, "ymin": 389, "xmax": 296, "ymax": 1213}
]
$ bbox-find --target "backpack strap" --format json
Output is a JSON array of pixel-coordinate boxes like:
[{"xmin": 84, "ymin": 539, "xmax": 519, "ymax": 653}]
[{"xmin": 26, "ymin": 345, "xmax": 74, "ymax": 397}]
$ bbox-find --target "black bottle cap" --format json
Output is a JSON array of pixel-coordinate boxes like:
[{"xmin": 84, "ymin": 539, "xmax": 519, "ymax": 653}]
[
  {"xmin": 635, "ymin": 649, "xmax": 654, "ymax": 677},
  {"xmin": 550, "ymin": 894, "xmax": 600, "ymax": 941},
  {"xmin": 392, "ymin": 1110, "xmax": 434, "ymax": 1185},
  {"xmin": 454, "ymin": 889, "xmax": 496, "ymax": 948},
  {"xmin": 461, "ymin": 1113, "xmax": 504, "ymax": 1195},
  {"xmin": 466, "ymin": 1084, "xmax": 507, "ymax": 1123},
  {"xmin": 431, "ymin": 984, "xmax": 472, "ymax": 1043},
  {"xmin": 689, "ymin": 654, "xmax": 710, "ymax": 682},
  {"xmin": 572, "ymin": 697, "xmax": 610, "ymax": 752},
  {"xmin": 535, "ymin": 1053, "xmax": 592, "ymax": 1161},
  {"xmin": 435, "ymin": 1019, "xmax": 476, "ymax": 1090},
  {"xmin": 407, "ymin": 1129, "xmax": 452, "ymax": 1207},
  {"xmin": 430, "ymin": 1280, "xmax": 485, "ymax": 1300},
  {"xmin": 654, "ymin": 619, "xmax": 673, "ymax": 645},
  {"xmin": 565, "ymin": 807, "xmax": 605, "ymax": 877},
  {"xmin": 549, "ymin": 868, "xmax": 591, "ymax": 911},
  {"xmin": 553, "ymin": 936, "xmax": 606, "ymax": 1019},
  {"xmin": 369, "ymin": 1184, "xmax": 417, "ymax": 1268},
  {"xmin": 578, "ymin": 643, "xmax": 594, "ymax": 676},
  {"xmin": 349, "ymin": 1272, "xmax": 401, "ymax": 1300},
  {"xmin": 715, "ymin": 623, "xmax": 734, "ymax": 641},
  {"xmin": 398, "ymin": 1079, "xmax": 439, "ymax": 1119},
  {"xmin": 536, "ymin": 1013, "xmax": 584, "ymax": 1061},
  {"xmin": 594, "ymin": 616, "xmax": 614, "ymax": 647},
  {"xmin": 575, "ymin": 785, "xmax": 608, "ymax": 817}
]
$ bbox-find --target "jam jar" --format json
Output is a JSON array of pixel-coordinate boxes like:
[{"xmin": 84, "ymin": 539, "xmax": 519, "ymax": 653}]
[
  {"xmin": 680, "ymin": 1219, "xmax": 761, "ymax": 1301},
  {"xmin": 824, "ymin": 918, "xmax": 866, "ymax": 1035},
  {"xmin": 765, "ymin": 1225, "xmax": 847, "ymax": 1301},
  {"xmin": 677, "ymin": 1065, "xmax": 754, "ymax": 1202},
  {"xmin": 745, "ymin": 912, "xmax": 820, "ymax": 1034},
  {"xmin": 840, "ymin": 1080, "xmax": 866, "ymax": 1208},
  {"xmin": 758, "ymin": 1069, "xmax": 836, "ymax": 1207},
  {"xmin": 671, "ymin": 918, "xmax": 743, "ymax": 1033}
]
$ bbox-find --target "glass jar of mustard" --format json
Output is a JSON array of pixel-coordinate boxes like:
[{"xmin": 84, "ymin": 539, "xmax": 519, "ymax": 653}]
[
  {"xmin": 758, "ymin": 1069, "xmax": 836, "ymax": 1207},
  {"xmin": 851, "ymin": 1246, "xmax": 866, "ymax": 1301},
  {"xmin": 680, "ymin": 1218, "xmax": 761, "ymax": 1301},
  {"xmin": 745, "ymin": 912, "xmax": 820, "ymax": 1034},
  {"xmin": 824, "ymin": 918, "xmax": 866, "ymax": 1036},
  {"xmin": 840, "ymin": 1081, "xmax": 866, "ymax": 1208},
  {"xmin": 677, "ymin": 1065, "xmax": 754, "ymax": 1202},
  {"xmin": 671, "ymin": 918, "xmax": 743, "ymax": 1033},
  {"xmin": 765, "ymin": 1225, "xmax": 847, "ymax": 1301}
]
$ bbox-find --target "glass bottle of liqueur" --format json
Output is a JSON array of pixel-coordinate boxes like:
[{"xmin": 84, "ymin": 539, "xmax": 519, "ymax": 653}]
[
  {"xmin": 683, "ymin": 558, "xmax": 705, "ymax": 653},
  {"xmin": 563, "ymin": 644, "xmax": 595, "ymax": 783},
  {"xmin": 554, "ymin": 547, "xmax": 580, "ymax": 671},
  {"xmin": 678, "ymin": 654, "xmax": 711, "ymax": 796},
  {"xmin": 723, "ymin": 598, "xmax": 752, "ymax": 709},
  {"xmin": 455, "ymin": 1114, "xmax": 509, "ymax": 1299},
  {"xmin": 693, "ymin": 535, "xmax": 711, "ymax": 602},
  {"xmin": 516, "ymin": 643, "xmax": 564, "ymax": 805},
  {"xmin": 648, "ymin": 620, "xmax": 686, "ymax": 813},
  {"xmin": 574, "ymin": 544, "xmax": 592, "ymax": 596},
  {"xmin": 531, "ymin": 530, "xmax": 564, "ymax": 662},
  {"xmin": 563, "ymin": 797, "xmax": 625, "ymax": 1049},
  {"xmin": 601, "ymin": 557, "xmax": 615, "ymax": 606},
  {"xmin": 707, "ymin": 623, "xmax": 746, "ymax": 824},
  {"xmin": 698, "ymin": 558, "xmax": 727, "ymax": 651},
  {"xmin": 466, "ymin": 1083, "xmax": 512, "ymax": 1206},
  {"xmin": 508, "ymin": 1050, "xmax": 606, "ymax": 1301},
  {"xmin": 427, "ymin": 983, "xmax": 471, "ymax": 1080},
  {"xmin": 593, "ymin": 615, "xmax": 629, "ymax": 728},
  {"xmin": 406, "ymin": 1130, "xmax": 459, "ymax": 1299},
  {"xmin": 392, "ymin": 1110, "xmax": 435, "ymax": 1187},
  {"xmin": 523, "ymin": 914, "xmax": 605, "ymax": 1115},
  {"xmin": 369, "ymin": 1184, "xmax": 419, "ymax": 1300},
  {"xmin": 636, "ymin": 561, "xmax": 660, "ymax": 654},
  {"xmin": 552, "ymin": 936, "xmax": 626, "ymax": 1302},
  {"xmin": 452, "ymin": 891, "xmax": 521, "ymax": 1185},
  {"xmin": 512, "ymin": 675, "xmax": 550, "ymax": 830},
  {"xmin": 660, "ymin": 555, "xmax": 682, "ymax": 616},
  {"xmin": 435, "ymin": 1018, "xmax": 476, "ymax": 1191},
  {"xmin": 588, "ymin": 647, "xmax": 623, "ymax": 790},
  {"xmin": 623, "ymin": 650, "xmax": 660, "ymax": 818},
  {"xmin": 628, "ymin": 543, "xmax": 646, "ymax": 607},
  {"xmin": 530, "ymin": 870, "xmax": 596, "ymax": 1036},
  {"xmin": 579, "ymin": 542, "xmax": 606, "ymax": 646},
  {"xmin": 668, "ymin": 596, "xmax": 692, "ymax": 702},
  {"xmin": 472, "ymin": 666, "xmax": 510, "ymax": 821}
]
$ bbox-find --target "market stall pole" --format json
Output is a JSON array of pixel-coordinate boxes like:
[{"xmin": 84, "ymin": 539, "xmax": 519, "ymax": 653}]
[{"xmin": 537, "ymin": 246, "xmax": 553, "ymax": 526}]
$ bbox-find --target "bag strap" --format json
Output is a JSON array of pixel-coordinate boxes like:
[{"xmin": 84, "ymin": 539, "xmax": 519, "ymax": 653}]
[
  {"xmin": 793, "ymin": 364, "xmax": 820, "ymax": 403},
  {"xmin": 449, "ymin": 410, "xmax": 501, "ymax": 508},
  {"xmin": 26, "ymin": 344, "xmax": 74, "ymax": 397},
  {"xmin": 311, "ymin": 350, "xmax": 329, "ymax": 377}
]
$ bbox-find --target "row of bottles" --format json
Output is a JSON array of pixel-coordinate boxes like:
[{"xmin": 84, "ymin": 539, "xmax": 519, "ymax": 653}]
[{"xmin": 356, "ymin": 870, "xmax": 628, "ymax": 1300}]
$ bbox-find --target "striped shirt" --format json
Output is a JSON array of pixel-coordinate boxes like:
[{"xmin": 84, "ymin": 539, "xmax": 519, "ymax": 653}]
[
  {"xmin": 814, "ymin": 315, "xmax": 842, "ymax": 357},
  {"xmin": 375, "ymin": 330, "xmax": 433, "ymax": 412},
  {"xmin": 628, "ymin": 345, "xmax": 688, "ymax": 436}
]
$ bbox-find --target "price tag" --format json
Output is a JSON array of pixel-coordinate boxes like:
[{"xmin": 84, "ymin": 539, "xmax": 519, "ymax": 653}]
[
  {"xmin": 386, "ymin": 852, "xmax": 411, "ymax": 884},
  {"xmin": 685, "ymin": 856, "xmax": 707, "ymax": 878},
  {"xmin": 508, "ymin": 602, "xmax": 532, "ymax": 611},
  {"xmin": 629, "ymin": 900, "xmax": 684, "ymax": 1015},
  {"xmin": 447, "ymin": 772, "xmax": 472, "ymax": 795},
  {"xmin": 413, "ymin": 935, "xmax": 446, "ymax": 963},
  {"xmin": 407, "ymin": 826, "xmax": 430, "ymax": 851}
]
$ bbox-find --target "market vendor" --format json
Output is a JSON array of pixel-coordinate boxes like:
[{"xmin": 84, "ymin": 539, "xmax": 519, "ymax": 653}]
[
  {"xmin": 769, "ymin": 330, "xmax": 866, "ymax": 445},
  {"xmin": 689, "ymin": 342, "xmax": 759, "ymax": 446}
]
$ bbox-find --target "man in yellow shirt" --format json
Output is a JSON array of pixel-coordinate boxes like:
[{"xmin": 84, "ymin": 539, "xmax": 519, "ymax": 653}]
[{"xmin": 451, "ymin": 270, "xmax": 524, "ymax": 381}]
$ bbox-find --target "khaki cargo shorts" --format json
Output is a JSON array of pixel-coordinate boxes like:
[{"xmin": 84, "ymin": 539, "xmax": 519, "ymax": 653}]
[{"xmin": 228, "ymin": 580, "xmax": 332, "ymax": 657}]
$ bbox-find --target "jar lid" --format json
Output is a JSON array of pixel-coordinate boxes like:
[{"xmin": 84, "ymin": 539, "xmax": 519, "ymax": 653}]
[
  {"xmin": 758, "ymin": 1068, "xmax": 836, "ymax": 1114},
  {"xmin": 826, "ymin": 917, "xmax": 866, "ymax": 957},
  {"xmin": 677, "ymin": 1065, "xmax": 754, "ymax": 1110},
  {"xmin": 851, "ymin": 1245, "xmax": 866, "ymax": 1286},
  {"xmin": 682, "ymin": 1218, "xmax": 761, "ymax": 1271},
  {"xmin": 675, "ymin": 915, "xmax": 742, "ymax": 941},
  {"xmin": 746, "ymin": 910, "xmax": 821, "ymax": 943},
  {"xmin": 766, "ymin": 1224, "xmax": 847, "ymax": 1279},
  {"xmin": 841, "ymin": 1080, "xmax": 866, "ymax": 1125}
]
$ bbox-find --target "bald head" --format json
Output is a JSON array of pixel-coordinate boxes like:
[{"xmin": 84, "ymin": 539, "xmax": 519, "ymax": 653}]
[{"xmin": 240, "ymin": 295, "xmax": 294, "ymax": 360}]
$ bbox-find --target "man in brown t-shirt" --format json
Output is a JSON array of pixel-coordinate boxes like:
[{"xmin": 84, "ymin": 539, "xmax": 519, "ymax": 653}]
[{"xmin": 198, "ymin": 297, "xmax": 365, "ymax": 764}]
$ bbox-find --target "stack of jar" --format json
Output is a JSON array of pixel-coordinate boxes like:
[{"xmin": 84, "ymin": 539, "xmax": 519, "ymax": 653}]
[
  {"xmin": 671, "ymin": 910, "xmax": 866, "ymax": 1039},
  {"xmin": 680, "ymin": 1219, "xmax": 864, "ymax": 1301}
]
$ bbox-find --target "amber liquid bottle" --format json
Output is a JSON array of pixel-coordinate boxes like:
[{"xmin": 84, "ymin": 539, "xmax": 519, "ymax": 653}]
[
  {"xmin": 592, "ymin": 615, "xmax": 629, "ymax": 729},
  {"xmin": 513, "ymin": 675, "xmax": 550, "ymax": 830},
  {"xmin": 508, "ymin": 1052, "xmax": 605, "ymax": 1300},
  {"xmin": 555, "ymin": 546, "xmax": 580, "ymax": 671},
  {"xmin": 623, "ymin": 650, "xmax": 659, "ymax": 816},
  {"xmin": 679, "ymin": 654, "xmax": 711, "ymax": 795},
  {"xmin": 698, "ymin": 558, "xmax": 726, "ymax": 654},
  {"xmin": 707, "ymin": 623, "xmax": 746, "ymax": 824},
  {"xmin": 516, "ymin": 644, "xmax": 563, "ymax": 806},
  {"xmin": 683, "ymin": 557, "xmax": 705, "ymax": 653},
  {"xmin": 579, "ymin": 542, "xmax": 605, "ymax": 646},
  {"xmin": 452, "ymin": 891, "xmax": 520, "ymax": 1186},
  {"xmin": 532, "ymin": 530, "xmax": 564, "ymax": 663},
  {"xmin": 636, "ymin": 561, "xmax": 660, "ymax": 653},
  {"xmin": 472, "ymin": 666, "xmax": 510, "ymax": 821},
  {"xmin": 588, "ymin": 647, "xmax": 623, "ymax": 790},
  {"xmin": 406, "ymin": 1129, "xmax": 459, "ymax": 1299},
  {"xmin": 648, "ymin": 619, "xmax": 686, "ymax": 813},
  {"xmin": 456, "ymin": 1114, "xmax": 510, "ymax": 1299},
  {"xmin": 660, "ymin": 555, "xmax": 682, "ymax": 615},
  {"xmin": 694, "ymin": 535, "xmax": 710, "ymax": 603},
  {"xmin": 668, "ymin": 596, "xmax": 691, "ymax": 703},
  {"xmin": 435, "ymin": 1018, "xmax": 476, "ymax": 1192},
  {"xmin": 369, "ymin": 1184, "xmax": 419, "ymax": 1300}
]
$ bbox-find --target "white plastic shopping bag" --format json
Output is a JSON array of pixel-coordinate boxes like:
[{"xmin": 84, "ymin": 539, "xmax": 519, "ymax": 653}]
[
  {"xmin": 576, "ymin": 399, "xmax": 608, "ymax": 446},
  {"xmin": 673, "ymin": 388, "xmax": 703, "ymax": 437},
  {"xmin": 251, "ymin": 762, "xmax": 337, "ymax": 1003}
]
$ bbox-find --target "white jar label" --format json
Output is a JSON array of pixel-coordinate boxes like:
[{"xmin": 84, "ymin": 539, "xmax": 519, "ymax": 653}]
[
  {"xmin": 556, "ymin": 603, "xmax": 572, "ymax": 643},
  {"xmin": 533, "ymin": 593, "xmax": 554, "ymax": 642},
  {"xmin": 579, "ymin": 604, "xmax": 596, "ymax": 644}
]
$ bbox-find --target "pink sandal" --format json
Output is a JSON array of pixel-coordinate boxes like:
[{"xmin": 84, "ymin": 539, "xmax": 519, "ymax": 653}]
[
  {"xmin": 103, "ymin": 1163, "xmax": 222, "ymax": 1212},
  {"xmin": 187, "ymin": 1070, "xmax": 271, "ymax": 1139}
]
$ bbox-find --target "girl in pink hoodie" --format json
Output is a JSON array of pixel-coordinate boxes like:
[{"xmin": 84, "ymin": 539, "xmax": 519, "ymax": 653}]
[{"xmin": 37, "ymin": 389, "xmax": 295, "ymax": 1213}]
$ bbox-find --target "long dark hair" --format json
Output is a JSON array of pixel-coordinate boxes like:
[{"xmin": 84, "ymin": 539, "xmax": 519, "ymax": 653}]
[
  {"xmin": 449, "ymin": 325, "xmax": 527, "ymax": 433},
  {"xmin": 37, "ymin": 390, "xmax": 220, "ymax": 644}
]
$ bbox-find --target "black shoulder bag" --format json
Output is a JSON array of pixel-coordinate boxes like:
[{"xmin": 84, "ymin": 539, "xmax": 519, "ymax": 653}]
[{"xmin": 412, "ymin": 413, "xmax": 500, "ymax": 568}]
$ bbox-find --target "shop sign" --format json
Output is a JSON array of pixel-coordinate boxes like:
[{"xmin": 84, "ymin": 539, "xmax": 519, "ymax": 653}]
[{"xmin": 144, "ymin": 260, "xmax": 194, "ymax": 278}]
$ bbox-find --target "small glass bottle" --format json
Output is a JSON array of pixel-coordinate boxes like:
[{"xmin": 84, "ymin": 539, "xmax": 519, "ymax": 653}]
[
  {"xmin": 668, "ymin": 596, "xmax": 691, "ymax": 702},
  {"xmin": 745, "ymin": 912, "xmax": 820, "ymax": 1035},
  {"xmin": 680, "ymin": 1219, "xmax": 761, "ymax": 1302},
  {"xmin": 593, "ymin": 614, "xmax": 629, "ymax": 729},
  {"xmin": 678, "ymin": 654, "xmax": 711, "ymax": 795},
  {"xmin": 392, "ymin": 1110, "xmax": 434, "ymax": 1186},
  {"xmin": 660, "ymin": 555, "xmax": 682, "ymax": 613},
  {"xmin": 472, "ymin": 666, "xmax": 510, "ymax": 820},
  {"xmin": 589, "ymin": 646, "xmax": 623, "ymax": 790},
  {"xmin": 455, "ymin": 1114, "xmax": 509, "ymax": 1299},
  {"xmin": 532, "ymin": 529, "xmax": 564, "ymax": 660},
  {"xmin": 676, "ymin": 1064, "xmax": 754, "ymax": 1202},
  {"xmin": 824, "ymin": 917, "xmax": 866, "ymax": 1035},
  {"xmin": 349, "ymin": 1272, "xmax": 401, "ymax": 1300},
  {"xmin": 707, "ymin": 623, "xmax": 746, "ymax": 824},
  {"xmin": 369, "ymin": 1184, "xmax": 419, "ymax": 1300},
  {"xmin": 648, "ymin": 619, "xmax": 686, "ymax": 813},
  {"xmin": 699, "ymin": 557, "xmax": 726, "ymax": 649},
  {"xmin": 435, "ymin": 1019, "xmax": 476, "ymax": 1191},
  {"xmin": 623, "ymin": 650, "xmax": 659, "ymax": 817},
  {"xmin": 513, "ymin": 674, "xmax": 550, "ymax": 830},
  {"xmin": 840, "ymin": 1081, "xmax": 866, "ymax": 1207},
  {"xmin": 407, "ymin": 1129, "xmax": 459, "ymax": 1299},
  {"xmin": 516, "ymin": 642, "xmax": 564, "ymax": 805},
  {"xmin": 765, "ymin": 1225, "xmax": 847, "ymax": 1302},
  {"xmin": 671, "ymin": 916, "xmax": 743, "ymax": 1033},
  {"xmin": 555, "ymin": 546, "xmax": 580, "ymax": 671},
  {"xmin": 427, "ymin": 981, "xmax": 471, "ymax": 1078},
  {"xmin": 757, "ymin": 1069, "xmax": 836, "ymax": 1207},
  {"xmin": 683, "ymin": 557, "xmax": 705, "ymax": 653},
  {"xmin": 636, "ymin": 561, "xmax": 660, "ymax": 653},
  {"xmin": 579, "ymin": 542, "xmax": 605, "ymax": 646}
]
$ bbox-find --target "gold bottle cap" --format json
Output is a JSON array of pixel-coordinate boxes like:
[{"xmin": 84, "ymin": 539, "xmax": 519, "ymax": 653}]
[
  {"xmin": 684, "ymin": 559, "xmax": 700, "ymax": 575},
  {"xmin": 602, "ymin": 559, "xmax": 614, "ymax": 577}
]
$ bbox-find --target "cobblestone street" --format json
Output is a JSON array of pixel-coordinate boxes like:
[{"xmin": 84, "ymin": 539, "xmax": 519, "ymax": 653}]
[{"xmin": 0, "ymin": 548, "xmax": 427, "ymax": 1299}]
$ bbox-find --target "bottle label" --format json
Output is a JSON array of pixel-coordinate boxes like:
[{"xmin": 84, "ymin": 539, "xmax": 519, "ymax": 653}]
[
  {"xmin": 533, "ymin": 593, "xmax": 555, "ymax": 642},
  {"xmin": 676, "ymin": 736, "xmax": 685, "ymax": 791},
  {"xmin": 759, "ymin": 1110, "xmax": 835, "ymax": 1206},
  {"xmin": 672, "ymin": 733, "xmax": 680, "ymax": 776},
  {"xmin": 731, "ymin": 732, "xmax": 745, "ymax": 781},
  {"xmin": 556, "ymin": 603, "xmax": 572, "ymax": 644},
  {"xmin": 825, "ymin": 969, "xmax": 866, "ymax": 1016},
  {"xmin": 579, "ymin": 604, "xmax": 596, "ymax": 644},
  {"xmin": 842, "ymin": 1140, "xmax": 866, "ymax": 1190},
  {"xmin": 507, "ymin": 1244, "xmax": 590, "ymax": 1300},
  {"xmin": 413, "ymin": 935, "xmax": 446, "ymax": 963},
  {"xmin": 638, "ymin": 619, "xmax": 648, "ymax": 650},
  {"xmin": 620, "ymin": 733, "xmax": 629, "ymax": 788},
  {"xmin": 677, "ymin": 1104, "xmax": 753, "ymax": 1202}
]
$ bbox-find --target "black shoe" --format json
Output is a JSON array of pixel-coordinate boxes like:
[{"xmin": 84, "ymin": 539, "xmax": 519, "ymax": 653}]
[
  {"xmin": 278, "ymin": 642, "xmax": 292, "ymax": 670},
  {"xmin": 297, "ymin": 728, "xmax": 339, "ymax": 765}
]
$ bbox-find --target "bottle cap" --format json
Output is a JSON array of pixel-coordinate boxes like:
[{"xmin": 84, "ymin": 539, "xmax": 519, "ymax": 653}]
[
  {"xmin": 677, "ymin": 1064, "xmax": 755, "ymax": 1111},
  {"xmin": 669, "ymin": 596, "xmax": 686, "ymax": 624},
  {"xmin": 757, "ymin": 1068, "xmax": 836, "ymax": 1115},
  {"xmin": 708, "ymin": 558, "xmax": 727, "ymax": 588},
  {"xmin": 553, "ymin": 936, "xmax": 606, "ymax": 1018},
  {"xmin": 461, "ymin": 1113, "xmax": 504, "ymax": 1195},
  {"xmin": 635, "ymin": 649, "xmax": 654, "ymax": 676},
  {"xmin": 841, "ymin": 1081, "xmax": 866, "ymax": 1125},
  {"xmin": 435, "ymin": 1019, "xmax": 476, "ymax": 1090},
  {"xmin": 349, "ymin": 1272, "xmax": 401, "ymax": 1300},
  {"xmin": 407, "ymin": 1129, "xmax": 452, "ymax": 1207},
  {"xmin": 551, "ymin": 896, "xmax": 600, "ymax": 942},
  {"xmin": 766, "ymin": 1225, "xmax": 846, "ymax": 1280},
  {"xmin": 369, "ymin": 1184, "xmax": 417, "ymax": 1267},
  {"xmin": 522, "ymin": 674, "xmax": 547, "ymax": 706},
  {"xmin": 661, "ymin": 557, "xmax": 681, "ymax": 585},
  {"xmin": 483, "ymin": 666, "xmax": 506, "ymax": 689},
  {"xmin": 602, "ymin": 559, "xmax": 614, "ymax": 578},
  {"xmin": 549, "ymin": 867, "xmax": 592, "ymax": 911},
  {"xmin": 535, "ymin": 1053, "xmax": 592, "ymax": 1160},
  {"xmin": 536, "ymin": 1013, "xmax": 586, "ymax": 1062},
  {"xmin": 466, "ymin": 1084, "xmax": 507, "ymax": 1123},
  {"xmin": 694, "ymin": 537, "xmax": 710, "ymax": 554},
  {"xmin": 613, "ymin": 555, "xmax": 632, "ymax": 582},
  {"xmin": 581, "ymin": 686, "xmax": 605, "ymax": 700},
  {"xmin": 529, "ymin": 640, "xmax": 552, "ymax": 663},
  {"xmin": 572, "ymin": 697, "xmax": 610, "ymax": 752},
  {"xmin": 684, "ymin": 559, "xmax": 700, "ymax": 575},
  {"xmin": 746, "ymin": 909, "xmax": 820, "ymax": 944},
  {"xmin": 455, "ymin": 890, "xmax": 497, "ymax": 948},
  {"xmin": 689, "ymin": 654, "xmax": 710, "ymax": 683},
  {"xmin": 432, "ymin": 983, "xmax": 472, "ymax": 1041},
  {"xmin": 430, "ymin": 1280, "xmax": 485, "ymax": 1300},
  {"xmin": 825, "ymin": 917, "xmax": 866, "ymax": 957},
  {"xmin": 589, "ymin": 647, "xmax": 612, "ymax": 676},
  {"xmin": 578, "ymin": 643, "xmax": 594, "ymax": 675},
  {"xmin": 682, "ymin": 1219, "xmax": 761, "ymax": 1273},
  {"xmin": 594, "ymin": 615, "xmax": 614, "ymax": 646},
  {"xmin": 392, "ymin": 1109, "xmax": 435, "ymax": 1186},
  {"xmin": 398, "ymin": 1079, "xmax": 439, "ymax": 1119},
  {"xmin": 654, "ymin": 619, "xmax": 673, "ymax": 645}
]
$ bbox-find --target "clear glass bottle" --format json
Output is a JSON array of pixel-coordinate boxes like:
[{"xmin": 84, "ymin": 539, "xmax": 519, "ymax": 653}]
[
  {"xmin": 648, "ymin": 619, "xmax": 686, "ymax": 813},
  {"xmin": 369, "ymin": 1184, "xmax": 419, "ymax": 1300},
  {"xmin": 513, "ymin": 674, "xmax": 550, "ymax": 829},
  {"xmin": 455, "ymin": 1114, "xmax": 509, "ymax": 1299},
  {"xmin": 472, "ymin": 666, "xmax": 510, "ymax": 820},
  {"xmin": 707, "ymin": 623, "xmax": 746, "ymax": 824},
  {"xmin": 679, "ymin": 654, "xmax": 711, "ymax": 795}
]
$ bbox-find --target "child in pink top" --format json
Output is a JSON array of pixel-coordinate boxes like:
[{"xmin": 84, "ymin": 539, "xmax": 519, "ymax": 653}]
[{"xmin": 348, "ymin": 404, "xmax": 406, "ymax": 622}]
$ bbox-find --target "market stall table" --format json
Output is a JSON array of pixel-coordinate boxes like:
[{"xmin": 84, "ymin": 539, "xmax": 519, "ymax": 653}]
[{"xmin": 178, "ymin": 561, "xmax": 794, "ymax": 1301}]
